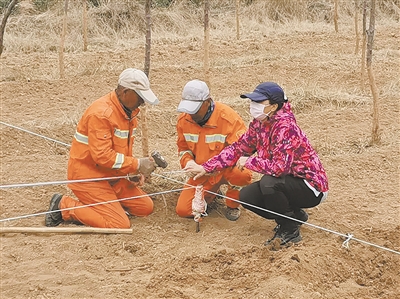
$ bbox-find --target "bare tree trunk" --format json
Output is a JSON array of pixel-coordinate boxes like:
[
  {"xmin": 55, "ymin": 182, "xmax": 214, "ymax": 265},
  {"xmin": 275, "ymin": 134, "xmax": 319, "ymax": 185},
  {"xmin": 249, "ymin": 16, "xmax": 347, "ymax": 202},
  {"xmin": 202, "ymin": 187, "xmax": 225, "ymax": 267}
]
[
  {"xmin": 204, "ymin": 0, "xmax": 210, "ymax": 86},
  {"xmin": 354, "ymin": 0, "xmax": 360, "ymax": 54},
  {"xmin": 235, "ymin": 0, "xmax": 240, "ymax": 40},
  {"xmin": 82, "ymin": 0, "xmax": 88, "ymax": 51},
  {"xmin": 0, "ymin": 0, "xmax": 18, "ymax": 57},
  {"xmin": 366, "ymin": 0, "xmax": 380, "ymax": 144},
  {"xmin": 334, "ymin": 0, "xmax": 339, "ymax": 33},
  {"xmin": 361, "ymin": 0, "xmax": 367, "ymax": 91},
  {"xmin": 141, "ymin": 0, "xmax": 152, "ymax": 158},
  {"xmin": 59, "ymin": 0, "xmax": 69, "ymax": 79}
]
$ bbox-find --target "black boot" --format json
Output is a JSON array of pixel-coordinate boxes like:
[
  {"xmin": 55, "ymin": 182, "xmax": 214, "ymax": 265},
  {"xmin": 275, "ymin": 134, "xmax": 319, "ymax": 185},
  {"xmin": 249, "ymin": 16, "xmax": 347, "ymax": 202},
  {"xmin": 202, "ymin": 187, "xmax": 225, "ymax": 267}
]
[{"xmin": 45, "ymin": 194, "xmax": 63, "ymax": 227}]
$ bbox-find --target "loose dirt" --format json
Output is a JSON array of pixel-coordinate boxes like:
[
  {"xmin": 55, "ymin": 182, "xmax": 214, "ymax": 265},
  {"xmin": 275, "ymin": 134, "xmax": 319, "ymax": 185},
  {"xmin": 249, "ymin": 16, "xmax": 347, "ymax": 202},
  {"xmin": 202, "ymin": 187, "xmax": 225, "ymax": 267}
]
[{"xmin": 0, "ymin": 17, "xmax": 399, "ymax": 299}]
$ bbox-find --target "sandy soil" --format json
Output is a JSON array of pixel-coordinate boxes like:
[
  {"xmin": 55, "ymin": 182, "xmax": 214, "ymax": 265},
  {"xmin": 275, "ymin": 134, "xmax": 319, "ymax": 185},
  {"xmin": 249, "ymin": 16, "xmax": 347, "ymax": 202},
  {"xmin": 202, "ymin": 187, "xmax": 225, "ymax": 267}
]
[{"xmin": 0, "ymin": 17, "xmax": 399, "ymax": 299}]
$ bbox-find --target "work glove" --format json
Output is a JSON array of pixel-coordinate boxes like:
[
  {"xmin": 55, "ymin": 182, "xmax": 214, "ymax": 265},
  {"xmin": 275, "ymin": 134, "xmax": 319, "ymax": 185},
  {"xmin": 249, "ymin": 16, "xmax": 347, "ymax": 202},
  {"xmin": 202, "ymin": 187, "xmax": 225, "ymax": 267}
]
[
  {"xmin": 184, "ymin": 161, "xmax": 207, "ymax": 181},
  {"xmin": 236, "ymin": 156, "xmax": 249, "ymax": 171},
  {"xmin": 184, "ymin": 160, "xmax": 198, "ymax": 178},
  {"xmin": 138, "ymin": 157, "xmax": 157, "ymax": 177}
]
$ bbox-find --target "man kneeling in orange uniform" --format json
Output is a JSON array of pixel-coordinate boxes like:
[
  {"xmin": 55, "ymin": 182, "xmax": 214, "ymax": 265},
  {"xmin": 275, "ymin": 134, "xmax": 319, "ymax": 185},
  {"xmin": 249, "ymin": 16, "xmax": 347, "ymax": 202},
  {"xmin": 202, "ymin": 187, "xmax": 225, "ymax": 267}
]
[
  {"xmin": 45, "ymin": 68, "xmax": 159, "ymax": 228},
  {"xmin": 176, "ymin": 80, "xmax": 252, "ymax": 221}
]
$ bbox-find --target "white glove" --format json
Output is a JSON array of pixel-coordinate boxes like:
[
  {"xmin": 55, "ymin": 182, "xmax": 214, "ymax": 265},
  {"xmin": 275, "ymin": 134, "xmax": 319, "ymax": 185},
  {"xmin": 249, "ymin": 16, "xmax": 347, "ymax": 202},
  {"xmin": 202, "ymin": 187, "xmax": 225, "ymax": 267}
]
[
  {"xmin": 236, "ymin": 156, "xmax": 249, "ymax": 170},
  {"xmin": 184, "ymin": 160, "xmax": 207, "ymax": 180},
  {"xmin": 185, "ymin": 160, "xmax": 198, "ymax": 178}
]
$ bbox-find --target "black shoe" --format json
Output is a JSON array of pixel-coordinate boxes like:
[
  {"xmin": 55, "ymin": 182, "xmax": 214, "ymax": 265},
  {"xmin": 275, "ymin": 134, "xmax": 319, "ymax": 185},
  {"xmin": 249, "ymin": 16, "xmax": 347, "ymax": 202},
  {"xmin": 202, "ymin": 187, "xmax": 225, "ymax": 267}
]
[
  {"xmin": 225, "ymin": 207, "xmax": 241, "ymax": 221},
  {"xmin": 45, "ymin": 194, "xmax": 63, "ymax": 227},
  {"xmin": 265, "ymin": 225, "xmax": 302, "ymax": 246}
]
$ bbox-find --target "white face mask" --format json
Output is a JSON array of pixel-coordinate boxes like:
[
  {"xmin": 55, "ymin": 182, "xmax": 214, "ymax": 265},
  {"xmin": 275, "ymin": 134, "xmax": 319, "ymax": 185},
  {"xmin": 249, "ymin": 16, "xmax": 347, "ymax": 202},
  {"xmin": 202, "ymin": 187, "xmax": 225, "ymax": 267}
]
[{"xmin": 250, "ymin": 101, "xmax": 272, "ymax": 121}]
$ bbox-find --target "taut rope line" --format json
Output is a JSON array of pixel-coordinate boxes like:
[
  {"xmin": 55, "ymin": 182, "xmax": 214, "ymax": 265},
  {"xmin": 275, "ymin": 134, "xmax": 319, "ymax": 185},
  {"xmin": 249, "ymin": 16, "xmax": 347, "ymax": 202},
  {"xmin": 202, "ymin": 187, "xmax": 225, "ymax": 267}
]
[
  {"xmin": 0, "ymin": 121, "xmax": 71, "ymax": 148},
  {"xmin": 1, "ymin": 175, "xmax": 130, "ymax": 189},
  {"xmin": 2, "ymin": 121, "xmax": 400, "ymax": 255},
  {"xmin": 152, "ymin": 173, "xmax": 400, "ymax": 256},
  {"xmin": 0, "ymin": 187, "xmax": 194, "ymax": 223}
]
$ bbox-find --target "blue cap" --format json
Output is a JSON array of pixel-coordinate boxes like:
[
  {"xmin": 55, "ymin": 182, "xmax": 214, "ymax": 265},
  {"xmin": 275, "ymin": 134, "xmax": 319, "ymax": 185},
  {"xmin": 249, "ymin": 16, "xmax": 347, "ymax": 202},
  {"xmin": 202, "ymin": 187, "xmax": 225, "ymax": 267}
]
[{"xmin": 240, "ymin": 82, "xmax": 287, "ymax": 103}]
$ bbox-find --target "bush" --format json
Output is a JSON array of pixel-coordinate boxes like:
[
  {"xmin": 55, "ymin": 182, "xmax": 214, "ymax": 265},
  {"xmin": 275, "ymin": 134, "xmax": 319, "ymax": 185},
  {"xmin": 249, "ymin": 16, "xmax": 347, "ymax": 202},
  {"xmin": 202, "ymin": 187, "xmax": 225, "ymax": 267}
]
[{"xmin": 32, "ymin": 0, "xmax": 58, "ymax": 12}]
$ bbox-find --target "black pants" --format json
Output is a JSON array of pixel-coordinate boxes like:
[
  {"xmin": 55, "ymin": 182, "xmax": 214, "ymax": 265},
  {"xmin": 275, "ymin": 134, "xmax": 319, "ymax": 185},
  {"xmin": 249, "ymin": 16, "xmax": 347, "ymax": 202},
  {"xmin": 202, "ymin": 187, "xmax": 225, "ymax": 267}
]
[{"xmin": 239, "ymin": 175, "xmax": 323, "ymax": 227}]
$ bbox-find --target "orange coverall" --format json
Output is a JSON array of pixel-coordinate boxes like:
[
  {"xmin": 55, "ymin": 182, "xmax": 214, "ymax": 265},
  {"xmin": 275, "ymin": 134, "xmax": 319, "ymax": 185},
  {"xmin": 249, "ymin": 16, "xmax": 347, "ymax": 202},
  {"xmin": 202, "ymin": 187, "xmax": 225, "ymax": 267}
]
[
  {"xmin": 59, "ymin": 91, "xmax": 153, "ymax": 228},
  {"xmin": 176, "ymin": 101, "xmax": 252, "ymax": 217}
]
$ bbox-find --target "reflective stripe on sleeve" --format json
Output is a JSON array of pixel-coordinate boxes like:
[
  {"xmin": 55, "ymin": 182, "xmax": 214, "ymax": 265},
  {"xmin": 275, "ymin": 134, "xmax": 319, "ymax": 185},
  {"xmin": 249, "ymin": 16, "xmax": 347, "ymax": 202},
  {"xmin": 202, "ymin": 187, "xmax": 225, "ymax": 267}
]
[
  {"xmin": 74, "ymin": 131, "xmax": 89, "ymax": 145},
  {"xmin": 112, "ymin": 153, "xmax": 124, "ymax": 169},
  {"xmin": 205, "ymin": 134, "xmax": 227, "ymax": 143},
  {"xmin": 179, "ymin": 150, "xmax": 194, "ymax": 159}
]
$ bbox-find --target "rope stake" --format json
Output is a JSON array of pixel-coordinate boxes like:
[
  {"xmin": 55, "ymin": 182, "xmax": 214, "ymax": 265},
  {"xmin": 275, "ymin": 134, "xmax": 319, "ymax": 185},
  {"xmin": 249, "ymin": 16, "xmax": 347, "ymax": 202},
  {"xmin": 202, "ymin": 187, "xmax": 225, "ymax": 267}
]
[
  {"xmin": 342, "ymin": 233, "xmax": 354, "ymax": 249},
  {"xmin": 192, "ymin": 185, "xmax": 208, "ymax": 233}
]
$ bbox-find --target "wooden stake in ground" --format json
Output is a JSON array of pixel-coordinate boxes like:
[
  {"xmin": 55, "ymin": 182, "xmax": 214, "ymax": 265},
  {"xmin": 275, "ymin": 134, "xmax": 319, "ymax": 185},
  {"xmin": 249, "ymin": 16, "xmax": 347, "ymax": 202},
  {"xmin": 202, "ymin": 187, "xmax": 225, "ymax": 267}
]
[
  {"xmin": 361, "ymin": 0, "xmax": 367, "ymax": 91},
  {"xmin": 354, "ymin": 0, "xmax": 360, "ymax": 54},
  {"xmin": 59, "ymin": 0, "xmax": 69, "ymax": 79},
  {"xmin": 204, "ymin": 0, "xmax": 210, "ymax": 86},
  {"xmin": 82, "ymin": 0, "xmax": 88, "ymax": 51},
  {"xmin": 141, "ymin": 0, "xmax": 152, "ymax": 158},
  {"xmin": 0, "ymin": 227, "xmax": 133, "ymax": 234},
  {"xmin": 0, "ymin": 0, "xmax": 18, "ymax": 57},
  {"xmin": 334, "ymin": 0, "xmax": 339, "ymax": 33},
  {"xmin": 366, "ymin": 0, "xmax": 380, "ymax": 144},
  {"xmin": 235, "ymin": 0, "xmax": 240, "ymax": 40}
]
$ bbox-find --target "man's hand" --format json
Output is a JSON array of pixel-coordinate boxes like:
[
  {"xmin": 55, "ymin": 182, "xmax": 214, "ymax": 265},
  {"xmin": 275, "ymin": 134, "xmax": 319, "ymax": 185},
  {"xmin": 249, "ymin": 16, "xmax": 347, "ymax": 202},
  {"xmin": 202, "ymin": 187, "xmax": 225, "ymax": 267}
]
[
  {"xmin": 236, "ymin": 156, "xmax": 249, "ymax": 170},
  {"xmin": 128, "ymin": 173, "xmax": 145, "ymax": 187},
  {"xmin": 184, "ymin": 161, "xmax": 207, "ymax": 180},
  {"xmin": 138, "ymin": 157, "xmax": 157, "ymax": 177}
]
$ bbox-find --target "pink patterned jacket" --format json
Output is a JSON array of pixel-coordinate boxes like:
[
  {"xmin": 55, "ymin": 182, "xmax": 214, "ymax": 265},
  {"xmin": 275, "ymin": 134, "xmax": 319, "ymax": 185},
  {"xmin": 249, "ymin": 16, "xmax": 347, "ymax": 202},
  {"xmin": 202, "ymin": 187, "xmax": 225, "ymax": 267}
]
[{"xmin": 202, "ymin": 102, "xmax": 328, "ymax": 192}]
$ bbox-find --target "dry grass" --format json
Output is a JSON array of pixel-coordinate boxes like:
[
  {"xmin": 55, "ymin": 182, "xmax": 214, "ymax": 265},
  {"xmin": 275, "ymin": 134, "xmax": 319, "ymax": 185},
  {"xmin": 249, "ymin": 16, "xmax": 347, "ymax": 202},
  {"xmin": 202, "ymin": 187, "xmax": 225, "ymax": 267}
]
[
  {"xmin": 1, "ymin": 0, "xmax": 399, "ymax": 157},
  {"xmin": 2, "ymin": 0, "xmax": 399, "ymax": 54}
]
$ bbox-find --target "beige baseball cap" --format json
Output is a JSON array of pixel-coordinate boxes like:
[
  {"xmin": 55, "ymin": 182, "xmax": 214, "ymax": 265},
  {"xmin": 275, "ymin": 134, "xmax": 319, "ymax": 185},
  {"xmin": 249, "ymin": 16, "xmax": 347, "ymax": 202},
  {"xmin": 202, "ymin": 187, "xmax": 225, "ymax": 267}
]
[{"xmin": 118, "ymin": 68, "xmax": 159, "ymax": 105}]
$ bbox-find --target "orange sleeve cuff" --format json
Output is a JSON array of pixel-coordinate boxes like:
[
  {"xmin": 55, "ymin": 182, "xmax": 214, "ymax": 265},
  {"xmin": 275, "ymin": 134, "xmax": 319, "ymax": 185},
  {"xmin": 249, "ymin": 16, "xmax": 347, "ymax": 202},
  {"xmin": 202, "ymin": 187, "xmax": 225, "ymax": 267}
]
[{"xmin": 180, "ymin": 155, "xmax": 193, "ymax": 169}]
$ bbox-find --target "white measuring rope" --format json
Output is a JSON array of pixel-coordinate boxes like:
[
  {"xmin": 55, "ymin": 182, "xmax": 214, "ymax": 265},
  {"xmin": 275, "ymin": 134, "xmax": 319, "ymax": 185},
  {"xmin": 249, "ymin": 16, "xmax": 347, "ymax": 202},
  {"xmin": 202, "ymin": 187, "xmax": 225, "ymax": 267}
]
[
  {"xmin": 2, "ymin": 122, "xmax": 399, "ymax": 255},
  {"xmin": 0, "ymin": 170, "xmax": 189, "ymax": 189},
  {"xmin": 0, "ymin": 121, "xmax": 71, "ymax": 148},
  {"xmin": 0, "ymin": 175, "xmax": 129, "ymax": 189},
  {"xmin": 0, "ymin": 187, "xmax": 195, "ymax": 223},
  {"xmin": 153, "ymin": 173, "xmax": 400, "ymax": 256},
  {"xmin": 159, "ymin": 170, "xmax": 188, "ymax": 175}
]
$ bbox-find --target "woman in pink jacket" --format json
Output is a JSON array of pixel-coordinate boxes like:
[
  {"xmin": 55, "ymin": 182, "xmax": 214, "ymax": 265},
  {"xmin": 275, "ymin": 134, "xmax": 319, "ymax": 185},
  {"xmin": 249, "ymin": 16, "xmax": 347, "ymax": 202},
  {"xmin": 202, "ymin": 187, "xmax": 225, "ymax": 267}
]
[{"xmin": 186, "ymin": 82, "xmax": 328, "ymax": 246}]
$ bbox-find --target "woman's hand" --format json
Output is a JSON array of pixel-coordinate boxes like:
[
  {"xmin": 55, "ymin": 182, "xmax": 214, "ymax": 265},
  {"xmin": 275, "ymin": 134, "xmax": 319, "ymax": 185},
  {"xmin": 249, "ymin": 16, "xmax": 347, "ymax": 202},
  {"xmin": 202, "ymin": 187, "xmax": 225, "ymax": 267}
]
[
  {"xmin": 184, "ymin": 161, "xmax": 207, "ymax": 180},
  {"xmin": 236, "ymin": 156, "xmax": 249, "ymax": 170}
]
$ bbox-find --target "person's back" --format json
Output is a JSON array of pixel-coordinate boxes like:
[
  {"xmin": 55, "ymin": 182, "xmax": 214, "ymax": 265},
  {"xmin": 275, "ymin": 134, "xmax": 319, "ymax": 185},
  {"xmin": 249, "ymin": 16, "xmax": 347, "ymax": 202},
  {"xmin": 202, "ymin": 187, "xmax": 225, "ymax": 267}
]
[{"xmin": 175, "ymin": 80, "xmax": 252, "ymax": 221}]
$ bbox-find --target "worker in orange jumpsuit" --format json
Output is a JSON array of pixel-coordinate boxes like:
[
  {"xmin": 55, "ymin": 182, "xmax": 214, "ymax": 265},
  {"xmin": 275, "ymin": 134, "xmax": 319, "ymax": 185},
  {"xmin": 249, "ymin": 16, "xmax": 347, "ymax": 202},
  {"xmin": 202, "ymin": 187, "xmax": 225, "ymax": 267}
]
[
  {"xmin": 45, "ymin": 68, "xmax": 159, "ymax": 228},
  {"xmin": 176, "ymin": 80, "xmax": 252, "ymax": 221}
]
